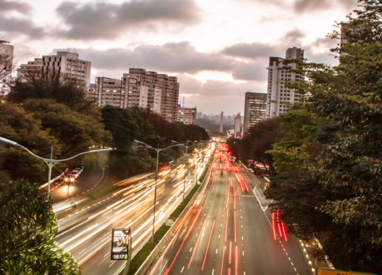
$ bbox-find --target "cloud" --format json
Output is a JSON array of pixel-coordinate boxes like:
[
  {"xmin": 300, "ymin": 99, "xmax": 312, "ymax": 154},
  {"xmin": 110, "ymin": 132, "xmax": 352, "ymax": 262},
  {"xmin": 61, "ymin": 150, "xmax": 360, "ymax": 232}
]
[
  {"xmin": 222, "ymin": 42, "xmax": 278, "ymax": 60},
  {"xmin": 294, "ymin": 0, "xmax": 331, "ymax": 14},
  {"xmin": 294, "ymin": 0, "xmax": 358, "ymax": 14},
  {"xmin": 338, "ymin": 0, "xmax": 358, "ymax": 10},
  {"xmin": 71, "ymin": 42, "xmax": 268, "ymax": 81},
  {"xmin": 178, "ymin": 74, "xmax": 266, "ymax": 114},
  {"xmin": 55, "ymin": 0, "xmax": 202, "ymax": 40},
  {"xmin": 76, "ymin": 42, "xmax": 234, "ymax": 73},
  {"xmin": 0, "ymin": 0, "xmax": 32, "ymax": 14},
  {"xmin": 279, "ymin": 29, "xmax": 305, "ymax": 46},
  {"xmin": 0, "ymin": 0, "xmax": 45, "ymax": 39},
  {"xmin": 13, "ymin": 45, "xmax": 40, "ymax": 63},
  {"xmin": 0, "ymin": 17, "xmax": 45, "ymax": 38},
  {"xmin": 222, "ymin": 29, "xmax": 305, "ymax": 61}
]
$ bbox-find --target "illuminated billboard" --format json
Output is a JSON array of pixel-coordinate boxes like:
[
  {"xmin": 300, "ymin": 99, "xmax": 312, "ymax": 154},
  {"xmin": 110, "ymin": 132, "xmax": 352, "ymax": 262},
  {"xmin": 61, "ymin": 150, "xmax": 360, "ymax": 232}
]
[{"xmin": 111, "ymin": 229, "xmax": 130, "ymax": 260}]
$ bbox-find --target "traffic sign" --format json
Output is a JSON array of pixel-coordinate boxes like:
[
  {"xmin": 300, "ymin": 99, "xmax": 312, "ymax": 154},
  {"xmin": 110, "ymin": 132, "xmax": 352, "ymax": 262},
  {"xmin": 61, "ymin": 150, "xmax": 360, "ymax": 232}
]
[
  {"xmin": 316, "ymin": 268, "xmax": 377, "ymax": 275},
  {"xmin": 111, "ymin": 229, "xmax": 130, "ymax": 261}
]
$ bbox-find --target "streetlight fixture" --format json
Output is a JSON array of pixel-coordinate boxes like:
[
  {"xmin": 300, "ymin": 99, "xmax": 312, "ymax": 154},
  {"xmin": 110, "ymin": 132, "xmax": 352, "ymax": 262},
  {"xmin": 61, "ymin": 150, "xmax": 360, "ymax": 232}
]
[
  {"xmin": 0, "ymin": 136, "xmax": 112, "ymax": 198},
  {"xmin": 134, "ymin": 139, "xmax": 184, "ymax": 242},
  {"xmin": 184, "ymin": 140, "xmax": 198, "ymax": 154}
]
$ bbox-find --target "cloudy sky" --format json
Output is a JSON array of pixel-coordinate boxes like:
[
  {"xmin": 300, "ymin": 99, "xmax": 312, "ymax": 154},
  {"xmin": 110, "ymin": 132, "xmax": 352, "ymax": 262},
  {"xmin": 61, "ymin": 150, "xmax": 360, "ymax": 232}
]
[{"xmin": 0, "ymin": 0, "xmax": 358, "ymax": 115}]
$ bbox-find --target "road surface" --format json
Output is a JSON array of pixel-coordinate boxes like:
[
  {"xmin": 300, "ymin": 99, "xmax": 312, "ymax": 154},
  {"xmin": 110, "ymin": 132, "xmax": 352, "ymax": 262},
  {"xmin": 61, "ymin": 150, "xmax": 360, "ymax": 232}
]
[
  {"xmin": 150, "ymin": 153, "xmax": 310, "ymax": 275},
  {"xmin": 56, "ymin": 147, "xmax": 214, "ymax": 275}
]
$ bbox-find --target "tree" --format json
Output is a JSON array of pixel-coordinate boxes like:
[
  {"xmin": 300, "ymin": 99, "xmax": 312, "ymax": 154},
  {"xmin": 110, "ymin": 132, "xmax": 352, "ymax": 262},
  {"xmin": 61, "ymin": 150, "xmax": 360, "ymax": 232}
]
[
  {"xmin": 0, "ymin": 49, "xmax": 14, "ymax": 82},
  {"xmin": 267, "ymin": 109, "xmax": 323, "ymax": 174},
  {"xmin": 0, "ymin": 102, "xmax": 59, "ymax": 182},
  {"xmin": 227, "ymin": 118, "xmax": 284, "ymax": 173},
  {"xmin": 8, "ymin": 71, "xmax": 93, "ymax": 113},
  {"xmin": 0, "ymin": 99, "xmax": 112, "ymax": 183},
  {"xmin": 101, "ymin": 105, "xmax": 156, "ymax": 179},
  {"xmin": 0, "ymin": 177, "xmax": 80, "ymax": 274},
  {"xmin": 22, "ymin": 99, "xmax": 111, "ymax": 158},
  {"xmin": 266, "ymin": 0, "xmax": 382, "ymax": 272}
]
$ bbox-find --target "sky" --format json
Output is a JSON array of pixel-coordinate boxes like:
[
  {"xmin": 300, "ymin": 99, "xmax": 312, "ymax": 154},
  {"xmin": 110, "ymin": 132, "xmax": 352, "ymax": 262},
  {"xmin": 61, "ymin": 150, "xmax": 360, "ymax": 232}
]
[{"xmin": 0, "ymin": 0, "xmax": 358, "ymax": 115}]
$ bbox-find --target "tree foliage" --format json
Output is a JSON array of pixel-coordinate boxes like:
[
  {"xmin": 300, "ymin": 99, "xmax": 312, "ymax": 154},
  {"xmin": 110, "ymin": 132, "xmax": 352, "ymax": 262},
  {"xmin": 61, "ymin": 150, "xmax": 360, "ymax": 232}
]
[
  {"xmin": 8, "ymin": 71, "xmax": 93, "ymax": 113},
  {"xmin": 102, "ymin": 106, "xmax": 209, "ymax": 179},
  {"xmin": 227, "ymin": 117, "xmax": 284, "ymax": 173},
  {"xmin": 0, "ymin": 177, "xmax": 80, "ymax": 274},
  {"xmin": 1, "ymin": 72, "xmax": 112, "ymax": 183},
  {"xmin": 101, "ymin": 105, "xmax": 156, "ymax": 179},
  {"xmin": 266, "ymin": 1, "xmax": 382, "ymax": 273}
]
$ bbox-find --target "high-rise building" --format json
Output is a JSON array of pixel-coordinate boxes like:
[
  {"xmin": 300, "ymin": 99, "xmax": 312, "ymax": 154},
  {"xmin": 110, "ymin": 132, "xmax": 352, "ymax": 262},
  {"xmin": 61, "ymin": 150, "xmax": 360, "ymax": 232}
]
[
  {"xmin": 92, "ymin": 77, "xmax": 124, "ymax": 108},
  {"xmin": 266, "ymin": 47, "xmax": 304, "ymax": 118},
  {"xmin": 243, "ymin": 92, "xmax": 267, "ymax": 136},
  {"xmin": 219, "ymin": 111, "xmax": 223, "ymax": 133},
  {"xmin": 177, "ymin": 106, "xmax": 197, "ymax": 125},
  {"xmin": 234, "ymin": 113, "xmax": 242, "ymax": 138},
  {"xmin": 0, "ymin": 40, "xmax": 14, "ymax": 96},
  {"xmin": 18, "ymin": 50, "xmax": 91, "ymax": 89},
  {"xmin": 88, "ymin": 68, "xmax": 180, "ymax": 122}
]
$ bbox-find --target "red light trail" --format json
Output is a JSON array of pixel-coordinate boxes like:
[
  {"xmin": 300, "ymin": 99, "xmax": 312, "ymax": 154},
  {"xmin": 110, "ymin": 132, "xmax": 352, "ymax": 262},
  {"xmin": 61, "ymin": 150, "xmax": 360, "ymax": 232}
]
[
  {"xmin": 235, "ymin": 246, "xmax": 239, "ymax": 275},
  {"xmin": 234, "ymin": 211, "xmax": 237, "ymax": 243},
  {"xmin": 201, "ymin": 220, "xmax": 215, "ymax": 270},
  {"xmin": 220, "ymin": 246, "xmax": 226, "ymax": 275},
  {"xmin": 188, "ymin": 219, "xmax": 207, "ymax": 269}
]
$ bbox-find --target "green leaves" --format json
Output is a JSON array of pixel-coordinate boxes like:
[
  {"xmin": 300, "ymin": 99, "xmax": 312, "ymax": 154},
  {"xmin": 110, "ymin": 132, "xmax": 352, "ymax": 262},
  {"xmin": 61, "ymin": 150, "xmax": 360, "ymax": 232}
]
[
  {"xmin": 0, "ymin": 178, "xmax": 80, "ymax": 274},
  {"xmin": 265, "ymin": 0, "xmax": 382, "ymax": 273}
]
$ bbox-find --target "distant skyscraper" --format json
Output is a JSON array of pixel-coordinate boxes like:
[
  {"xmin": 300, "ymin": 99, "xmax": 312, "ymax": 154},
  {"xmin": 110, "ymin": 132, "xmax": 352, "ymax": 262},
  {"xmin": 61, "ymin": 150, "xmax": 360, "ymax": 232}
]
[
  {"xmin": 234, "ymin": 113, "xmax": 241, "ymax": 138},
  {"xmin": 266, "ymin": 47, "xmax": 304, "ymax": 118},
  {"xmin": 219, "ymin": 111, "xmax": 224, "ymax": 133},
  {"xmin": 0, "ymin": 40, "xmax": 14, "ymax": 96},
  {"xmin": 243, "ymin": 92, "xmax": 267, "ymax": 136}
]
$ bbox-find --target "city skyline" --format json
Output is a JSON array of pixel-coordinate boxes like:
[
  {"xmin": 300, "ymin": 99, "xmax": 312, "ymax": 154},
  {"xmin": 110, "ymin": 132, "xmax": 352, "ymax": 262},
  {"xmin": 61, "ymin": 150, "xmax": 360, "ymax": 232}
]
[{"xmin": 0, "ymin": 0, "xmax": 357, "ymax": 114}]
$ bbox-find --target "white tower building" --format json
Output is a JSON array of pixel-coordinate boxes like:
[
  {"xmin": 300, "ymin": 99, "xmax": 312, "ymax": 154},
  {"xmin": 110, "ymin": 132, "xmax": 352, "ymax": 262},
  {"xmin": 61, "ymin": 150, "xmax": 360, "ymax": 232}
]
[{"xmin": 266, "ymin": 47, "xmax": 304, "ymax": 118}]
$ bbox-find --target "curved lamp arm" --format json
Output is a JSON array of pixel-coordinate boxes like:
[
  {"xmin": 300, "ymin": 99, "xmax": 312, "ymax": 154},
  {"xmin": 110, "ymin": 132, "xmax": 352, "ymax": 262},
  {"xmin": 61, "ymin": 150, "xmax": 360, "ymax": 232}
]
[
  {"xmin": 134, "ymin": 140, "xmax": 154, "ymax": 150},
  {"xmin": 0, "ymin": 137, "xmax": 112, "ymax": 163},
  {"xmin": 159, "ymin": 143, "xmax": 184, "ymax": 152}
]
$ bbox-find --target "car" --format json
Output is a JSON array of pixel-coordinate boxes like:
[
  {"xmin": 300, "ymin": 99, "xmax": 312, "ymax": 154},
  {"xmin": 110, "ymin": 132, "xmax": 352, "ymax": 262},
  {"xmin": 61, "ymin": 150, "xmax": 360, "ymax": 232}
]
[{"xmin": 70, "ymin": 171, "xmax": 79, "ymax": 178}]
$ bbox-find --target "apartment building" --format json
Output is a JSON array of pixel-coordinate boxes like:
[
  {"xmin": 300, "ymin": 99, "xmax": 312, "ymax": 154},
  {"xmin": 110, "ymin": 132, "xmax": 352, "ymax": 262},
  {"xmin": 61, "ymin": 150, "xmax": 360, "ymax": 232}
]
[
  {"xmin": 266, "ymin": 47, "xmax": 304, "ymax": 118},
  {"xmin": 0, "ymin": 40, "xmax": 14, "ymax": 96},
  {"xmin": 18, "ymin": 58, "xmax": 43, "ymax": 77},
  {"xmin": 18, "ymin": 50, "xmax": 91, "ymax": 89},
  {"xmin": 89, "ymin": 68, "xmax": 180, "ymax": 122},
  {"xmin": 243, "ymin": 92, "xmax": 267, "ymax": 136},
  {"xmin": 91, "ymin": 77, "xmax": 124, "ymax": 108},
  {"xmin": 177, "ymin": 106, "xmax": 197, "ymax": 125}
]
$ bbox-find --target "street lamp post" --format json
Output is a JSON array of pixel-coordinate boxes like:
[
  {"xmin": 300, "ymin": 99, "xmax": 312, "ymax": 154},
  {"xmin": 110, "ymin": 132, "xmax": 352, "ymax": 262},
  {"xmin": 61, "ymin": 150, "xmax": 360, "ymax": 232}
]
[
  {"xmin": 0, "ymin": 136, "xmax": 112, "ymax": 198},
  {"xmin": 134, "ymin": 140, "xmax": 183, "ymax": 242}
]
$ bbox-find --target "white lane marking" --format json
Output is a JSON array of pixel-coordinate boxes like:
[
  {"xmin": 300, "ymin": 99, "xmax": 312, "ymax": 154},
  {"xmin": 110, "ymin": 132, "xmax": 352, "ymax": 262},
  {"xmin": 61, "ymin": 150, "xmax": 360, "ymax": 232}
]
[
  {"xmin": 212, "ymin": 269, "xmax": 214, "ymax": 275},
  {"xmin": 181, "ymin": 266, "xmax": 185, "ymax": 273},
  {"xmin": 190, "ymin": 247, "xmax": 193, "ymax": 252},
  {"xmin": 216, "ymin": 249, "xmax": 218, "ymax": 254},
  {"xmin": 242, "ymin": 251, "xmax": 244, "ymax": 256}
]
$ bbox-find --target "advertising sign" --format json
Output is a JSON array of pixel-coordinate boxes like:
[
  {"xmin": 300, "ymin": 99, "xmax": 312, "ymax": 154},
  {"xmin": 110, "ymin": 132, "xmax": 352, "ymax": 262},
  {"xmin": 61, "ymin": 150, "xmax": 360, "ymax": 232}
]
[
  {"xmin": 111, "ymin": 229, "xmax": 130, "ymax": 260},
  {"xmin": 316, "ymin": 268, "xmax": 377, "ymax": 275}
]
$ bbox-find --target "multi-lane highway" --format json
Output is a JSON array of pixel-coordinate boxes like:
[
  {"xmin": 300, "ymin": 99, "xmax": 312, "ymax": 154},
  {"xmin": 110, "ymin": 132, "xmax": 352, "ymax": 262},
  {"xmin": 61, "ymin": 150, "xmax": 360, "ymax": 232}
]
[
  {"xmin": 150, "ymin": 151, "xmax": 310, "ymax": 275},
  {"xmin": 56, "ymin": 145, "xmax": 214, "ymax": 275}
]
